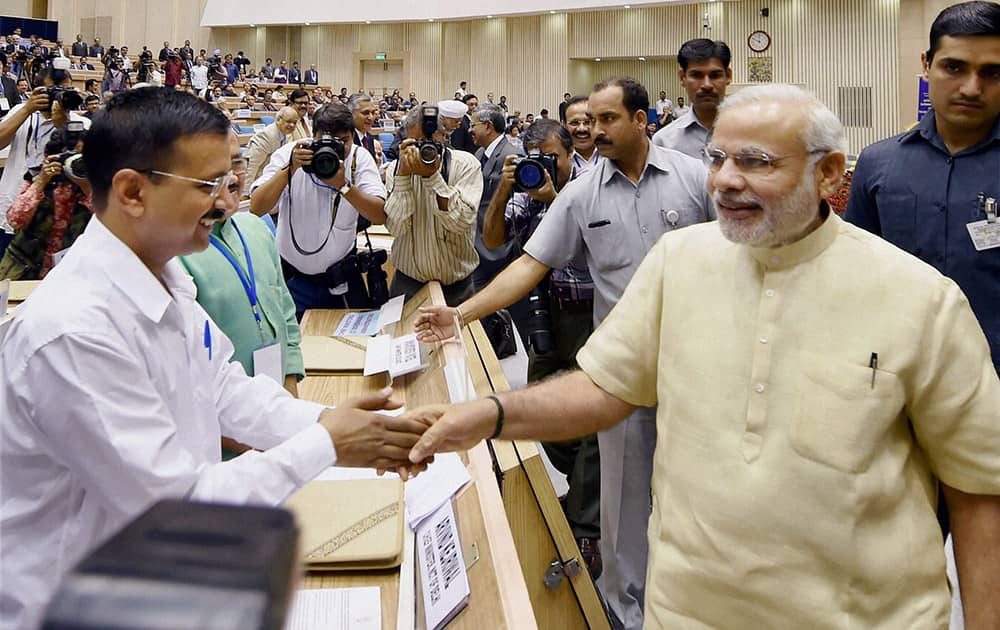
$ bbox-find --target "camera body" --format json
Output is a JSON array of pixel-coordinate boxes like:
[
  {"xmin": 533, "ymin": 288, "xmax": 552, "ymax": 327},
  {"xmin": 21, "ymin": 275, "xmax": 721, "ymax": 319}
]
[
  {"xmin": 513, "ymin": 150, "xmax": 558, "ymax": 192},
  {"xmin": 358, "ymin": 247, "xmax": 389, "ymax": 306},
  {"xmin": 45, "ymin": 86, "xmax": 84, "ymax": 113},
  {"xmin": 416, "ymin": 105, "xmax": 442, "ymax": 165},
  {"xmin": 301, "ymin": 133, "xmax": 346, "ymax": 180}
]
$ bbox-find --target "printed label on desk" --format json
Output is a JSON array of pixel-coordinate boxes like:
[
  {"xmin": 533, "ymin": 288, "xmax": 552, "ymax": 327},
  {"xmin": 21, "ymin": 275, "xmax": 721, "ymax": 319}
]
[
  {"xmin": 416, "ymin": 501, "xmax": 469, "ymax": 630},
  {"xmin": 334, "ymin": 310, "xmax": 381, "ymax": 337},
  {"xmin": 967, "ymin": 220, "xmax": 1000, "ymax": 251}
]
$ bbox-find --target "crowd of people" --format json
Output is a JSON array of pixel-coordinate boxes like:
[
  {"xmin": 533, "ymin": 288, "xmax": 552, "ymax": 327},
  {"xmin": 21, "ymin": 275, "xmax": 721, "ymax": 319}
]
[{"xmin": 0, "ymin": 2, "xmax": 998, "ymax": 629}]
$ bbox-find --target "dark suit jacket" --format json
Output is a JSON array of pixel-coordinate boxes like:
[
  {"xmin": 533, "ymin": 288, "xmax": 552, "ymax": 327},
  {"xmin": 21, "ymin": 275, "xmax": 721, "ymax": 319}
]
[
  {"xmin": 89, "ymin": 44, "xmax": 104, "ymax": 58},
  {"xmin": 0, "ymin": 76, "xmax": 17, "ymax": 117},
  {"xmin": 71, "ymin": 41, "xmax": 88, "ymax": 57},
  {"xmin": 304, "ymin": 69, "xmax": 318, "ymax": 85},
  {"xmin": 288, "ymin": 68, "xmax": 301, "ymax": 84},
  {"xmin": 450, "ymin": 115, "xmax": 477, "ymax": 154},
  {"xmin": 474, "ymin": 136, "xmax": 523, "ymax": 268},
  {"xmin": 354, "ymin": 130, "xmax": 378, "ymax": 161},
  {"xmin": 159, "ymin": 47, "xmax": 171, "ymax": 62}
]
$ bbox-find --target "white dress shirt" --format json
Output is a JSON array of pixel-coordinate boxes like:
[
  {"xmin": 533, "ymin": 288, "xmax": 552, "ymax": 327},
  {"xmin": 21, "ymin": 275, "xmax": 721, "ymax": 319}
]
[
  {"xmin": 0, "ymin": 217, "xmax": 334, "ymax": 630},
  {"xmin": 250, "ymin": 141, "xmax": 387, "ymax": 276},
  {"xmin": 0, "ymin": 107, "xmax": 91, "ymax": 233},
  {"xmin": 189, "ymin": 64, "xmax": 209, "ymax": 89}
]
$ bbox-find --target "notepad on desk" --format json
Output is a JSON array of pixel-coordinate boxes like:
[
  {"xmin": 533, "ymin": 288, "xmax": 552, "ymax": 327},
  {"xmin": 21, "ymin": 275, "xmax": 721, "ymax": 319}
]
[
  {"xmin": 300, "ymin": 335, "xmax": 369, "ymax": 373},
  {"xmin": 283, "ymin": 478, "xmax": 405, "ymax": 571}
]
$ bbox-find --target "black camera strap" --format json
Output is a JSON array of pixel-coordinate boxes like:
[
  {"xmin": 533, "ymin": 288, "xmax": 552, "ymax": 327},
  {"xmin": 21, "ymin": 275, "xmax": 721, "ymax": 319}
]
[{"xmin": 287, "ymin": 148, "xmax": 357, "ymax": 257}]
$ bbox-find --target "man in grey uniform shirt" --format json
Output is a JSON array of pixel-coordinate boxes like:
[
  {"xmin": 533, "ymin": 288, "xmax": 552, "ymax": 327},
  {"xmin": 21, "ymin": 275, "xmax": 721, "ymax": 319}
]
[
  {"xmin": 652, "ymin": 38, "xmax": 733, "ymax": 159},
  {"xmin": 415, "ymin": 76, "xmax": 714, "ymax": 630}
]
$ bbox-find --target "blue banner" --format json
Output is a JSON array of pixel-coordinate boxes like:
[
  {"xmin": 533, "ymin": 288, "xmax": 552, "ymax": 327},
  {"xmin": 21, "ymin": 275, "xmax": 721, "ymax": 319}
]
[{"xmin": 917, "ymin": 77, "xmax": 932, "ymax": 121}]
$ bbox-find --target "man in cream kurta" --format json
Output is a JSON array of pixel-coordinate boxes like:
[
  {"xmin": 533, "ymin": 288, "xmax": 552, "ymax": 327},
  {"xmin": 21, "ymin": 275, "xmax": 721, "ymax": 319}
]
[{"xmin": 406, "ymin": 85, "xmax": 1000, "ymax": 628}]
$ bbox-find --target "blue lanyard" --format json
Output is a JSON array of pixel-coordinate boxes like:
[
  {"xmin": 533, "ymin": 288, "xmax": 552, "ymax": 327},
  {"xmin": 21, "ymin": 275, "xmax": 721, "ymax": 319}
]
[{"xmin": 209, "ymin": 221, "xmax": 263, "ymax": 333}]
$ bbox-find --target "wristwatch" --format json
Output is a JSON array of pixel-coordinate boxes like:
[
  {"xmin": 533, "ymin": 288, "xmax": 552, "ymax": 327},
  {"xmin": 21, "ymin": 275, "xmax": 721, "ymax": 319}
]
[{"xmin": 338, "ymin": 181, "xmax": 351, "ymax": 195}]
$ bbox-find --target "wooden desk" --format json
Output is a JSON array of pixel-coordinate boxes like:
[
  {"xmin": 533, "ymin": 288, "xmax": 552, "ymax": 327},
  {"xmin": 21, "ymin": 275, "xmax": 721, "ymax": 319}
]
[{"xmin": 299, "ymin": 284, "xmax": 610, "ymax": 630}]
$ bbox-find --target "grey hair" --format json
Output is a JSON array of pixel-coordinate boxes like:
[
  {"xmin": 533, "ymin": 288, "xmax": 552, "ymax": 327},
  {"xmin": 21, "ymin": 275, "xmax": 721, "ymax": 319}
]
[
  {"xmin": 346, "ymin": 92, "xmax": 372, "ymax": 112},
  {"xmin": 719, "ymin": 84, "xmax": 848, "ymax": 155},
  {"xmin": 401, "ymin": 106, "xmax": 447, "ymax": 135},
  {"xmin": 474, "ymin": 104, "xmax": 506, "ymax": 134}
]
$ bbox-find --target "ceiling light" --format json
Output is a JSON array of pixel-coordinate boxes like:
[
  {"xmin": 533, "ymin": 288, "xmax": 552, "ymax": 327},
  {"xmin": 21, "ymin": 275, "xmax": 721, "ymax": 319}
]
[
  {"xmin": 549, "ymin": 10, "xmax": 557, "ymax": 14},
  {"xmin": 487, "ymin": 15, "xmax": 493, "ymax": 18},
  {"xmin": 304, "ymin": 22, "xmax": 310, "ymax": 25},
  {"xmin": 365, "ymin": 20, "xmax": 371, "ymax": 24},
  {"xmin": 428, "ymin": 18, "xmax": 434, "ymax": 22},
  {"xmin": 595, "ymin": 57, "xmax": 601, "ymax": 61},
  {"xmin": 249, "ymin": 23, "xmax": 255, "ymax": 27},
  {"xmin": 638, "ymin": 56, "xmax": 646, "ymax": 61},
  {"xmin": 624, "ymin": 4, "xmax": 631, "ymax": 8}
]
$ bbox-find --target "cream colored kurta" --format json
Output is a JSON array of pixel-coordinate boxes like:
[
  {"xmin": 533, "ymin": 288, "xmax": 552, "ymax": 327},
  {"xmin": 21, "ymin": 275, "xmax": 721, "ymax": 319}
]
[{"xmin": 577, "ymin": 212, "xmax": 1000, "ymax": 628}]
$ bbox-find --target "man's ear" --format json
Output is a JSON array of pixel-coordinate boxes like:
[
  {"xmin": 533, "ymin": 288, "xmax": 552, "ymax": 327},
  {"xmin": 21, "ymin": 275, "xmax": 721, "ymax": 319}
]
[
  {"xmin": 815, "ymin": 151, "xmax": 847, "ymax": 200},
  {"xmin": 110, "ymin": 169, "xmax": 149, "ymax": 219}
]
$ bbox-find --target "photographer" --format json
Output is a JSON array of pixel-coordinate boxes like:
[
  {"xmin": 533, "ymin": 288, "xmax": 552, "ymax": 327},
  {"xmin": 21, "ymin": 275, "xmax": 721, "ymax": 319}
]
[
  {"xmin": 101, "ymin": 49, "xmax": 129, "ymax": 94},
  {"xmin": 383, "ymin": 105, "xmax": 483, "ymax": 305},
  {"xmin": 250, "ymin": 102, "xmax": 388, "ymax": 317},
  {"xmin": 0, "ymin": 126, "xmax": 93, "ymax": 280},
  {"xmin": 0, "ymin": 63, "xmax": 89, "ymax": 258}
]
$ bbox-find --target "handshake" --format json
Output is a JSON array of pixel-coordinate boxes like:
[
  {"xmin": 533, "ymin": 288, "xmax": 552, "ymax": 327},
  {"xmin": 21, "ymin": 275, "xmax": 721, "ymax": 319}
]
[{"xmin": 323, "ymin": 370, "xmax": 504, "ymax": 478}]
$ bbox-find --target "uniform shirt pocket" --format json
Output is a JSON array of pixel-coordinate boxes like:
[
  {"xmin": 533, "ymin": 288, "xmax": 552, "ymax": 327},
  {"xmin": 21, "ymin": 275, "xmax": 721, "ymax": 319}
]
[
  {"xmin": 790, "ymin": 352, "xmax": 906, "ymax": 474},
  {"xmin": 583, "ymin": 220, "xmax": 633, "ymax": 272}
]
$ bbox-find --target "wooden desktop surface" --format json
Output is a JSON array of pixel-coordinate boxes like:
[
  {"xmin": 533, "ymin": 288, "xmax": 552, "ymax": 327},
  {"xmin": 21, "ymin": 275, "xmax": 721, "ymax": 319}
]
[{"xmin": 298, "ymin": 283, "xmax": 537, "ymax": 630}]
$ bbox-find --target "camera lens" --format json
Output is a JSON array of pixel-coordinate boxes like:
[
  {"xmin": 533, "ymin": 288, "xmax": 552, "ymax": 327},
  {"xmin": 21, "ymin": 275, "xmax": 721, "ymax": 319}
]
[
  {"xmin": 310, "ymin": 147, "xmax": 340, "ymax": 180},
  {"xmin": 63, "ymin": 153, "xmax": 86, "ymax": 179},
  {"xmin": 514, "ymin": 160, "xmax": 546, "ymax": 190},
  {"xmin": 418, "ymin": 142, "xmax": 439, "ymax": 165}
]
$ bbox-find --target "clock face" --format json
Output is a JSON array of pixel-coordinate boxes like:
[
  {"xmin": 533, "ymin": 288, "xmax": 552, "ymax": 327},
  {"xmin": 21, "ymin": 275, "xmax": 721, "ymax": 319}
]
[{"xmin": 748, "ymin": 30, "xmax": 771, "ymax": 53}]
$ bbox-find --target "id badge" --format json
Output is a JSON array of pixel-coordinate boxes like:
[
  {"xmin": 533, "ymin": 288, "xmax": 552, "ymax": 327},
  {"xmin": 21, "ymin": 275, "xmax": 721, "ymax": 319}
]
[
  {"xmin": 252, "ymin": 340, "xmax": 283, "ymax": 383},
  {"xmin": 966, "ymin": 220, "xmax": 1000, "ymax": 252},
  {"xmin": 0, "ymin": 98, "xmax": 9, "ymax": 112}
]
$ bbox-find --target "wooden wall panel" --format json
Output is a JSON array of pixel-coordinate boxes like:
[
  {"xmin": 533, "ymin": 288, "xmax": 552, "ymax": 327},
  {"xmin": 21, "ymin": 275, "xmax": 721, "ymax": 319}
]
[{"xmin": 442, "ymin": 21, "xmax": 471, "ymax": 98}]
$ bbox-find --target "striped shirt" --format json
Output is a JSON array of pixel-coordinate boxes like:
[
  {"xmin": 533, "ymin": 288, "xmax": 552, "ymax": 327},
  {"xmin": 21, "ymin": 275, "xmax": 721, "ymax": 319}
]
[{"xmin": 383, "ymin": 149, "xmax": 484, "ymax": 284}]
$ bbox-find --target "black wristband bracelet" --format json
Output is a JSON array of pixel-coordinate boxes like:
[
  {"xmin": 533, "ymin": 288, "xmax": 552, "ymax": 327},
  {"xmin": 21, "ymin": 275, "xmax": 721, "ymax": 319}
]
[{"xmin": 487, "ymin": 395, "xmax": 504, "ymax": 440}]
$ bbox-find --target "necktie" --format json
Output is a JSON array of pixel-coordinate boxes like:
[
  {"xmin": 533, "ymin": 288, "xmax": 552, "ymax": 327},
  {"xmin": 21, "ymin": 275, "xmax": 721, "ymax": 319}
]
[{"xmin": 480, "ymin": 152, "xmax": 488, "ymax": 167}]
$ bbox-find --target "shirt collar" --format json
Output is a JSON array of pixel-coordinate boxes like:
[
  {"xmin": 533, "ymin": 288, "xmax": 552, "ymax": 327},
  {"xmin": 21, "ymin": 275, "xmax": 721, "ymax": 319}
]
[
  {"xmin": 484, "ymin": 133, "xmax": 506, "ymax": 158},
  {"xmin": 903, "ymin": 110, "xmax": 1000, "ymax": 154},
  {"xmin": 601, "ymin": 140, "xmax": 670, "ymax": 185},
  {"xmin": 87, "ymin": 216, "xmax": 197, "ymax": 323},
  {"xmin": 747, "ymin": 203, "xmax": 839, "ymax": 270}
]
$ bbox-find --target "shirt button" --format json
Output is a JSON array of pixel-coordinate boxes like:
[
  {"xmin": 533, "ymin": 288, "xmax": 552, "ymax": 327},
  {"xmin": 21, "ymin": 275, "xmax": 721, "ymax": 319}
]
[
  {"xmin": 641, "ymin": 226, "xmax": 649, "ymax": 234},
  {"xmin": 765, "ymin": 289, "xmax": 775, "ymax": 297},
  {"xmin": 759, "ymin": 337, "xmax": 768, "ymax": 344},
  {"xmin": 755, "ymin": 383, "xmax": 766, "ymax": 394}
]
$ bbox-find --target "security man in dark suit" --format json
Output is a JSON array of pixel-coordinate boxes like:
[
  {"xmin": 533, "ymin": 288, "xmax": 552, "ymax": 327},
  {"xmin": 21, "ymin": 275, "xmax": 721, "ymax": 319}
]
[{"xmin": 450, "ymin": 93, "xmax": 479, "ymax": 154}]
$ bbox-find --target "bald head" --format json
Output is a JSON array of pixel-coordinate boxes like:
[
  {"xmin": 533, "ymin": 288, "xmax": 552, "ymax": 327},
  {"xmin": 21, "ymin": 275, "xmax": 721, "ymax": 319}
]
[{"xmin": 275, "ymin": 106, "xmax": 300, "ymax": 135}]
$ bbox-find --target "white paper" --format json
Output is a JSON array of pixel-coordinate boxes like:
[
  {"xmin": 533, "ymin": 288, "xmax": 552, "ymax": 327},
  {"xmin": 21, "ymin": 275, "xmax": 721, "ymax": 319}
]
[
  {"xmin": 364, "ymin": 333, "xmax": 427, "ymax": 378},
  {"xmin": 235, "ymin": 108, "xmax": 251, "ymax": 118},
  {"xmin": 284, "ymin": 587, "xmax": 381, "ymax": 630},
  {"xmin": 404, "ymin": 453, "xmax": 472, "ymax": 529},
  {"xmin": 390, "ymin": 333, "xmax": 423, "ymax": 377},
  {"xmin": 375, "ymin": 294, "xmax": 405, "ymax": 331},
  {"xmin": 416, "ymin": 502, "xmax": 469, "ymax": 630},
  {"xmin": 334, "ymin": 310, "xmax": 381, "ymax": 337}
]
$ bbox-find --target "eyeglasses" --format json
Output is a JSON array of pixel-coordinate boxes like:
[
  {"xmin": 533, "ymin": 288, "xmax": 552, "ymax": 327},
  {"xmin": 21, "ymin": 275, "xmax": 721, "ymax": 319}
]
[
  {"xmin": 146, "ymin": 169, "xmax": 236, "ymax": 198},
  {"xmin": 702, "ymin": 146, "xmax": 827, "ymax": 174}
]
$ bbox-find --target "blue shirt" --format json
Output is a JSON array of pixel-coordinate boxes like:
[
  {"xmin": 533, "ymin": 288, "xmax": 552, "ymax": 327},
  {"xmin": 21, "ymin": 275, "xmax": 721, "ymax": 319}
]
[{"xmin": 844, "ymin": 111, "xmax": 1000, "ymax": 373}]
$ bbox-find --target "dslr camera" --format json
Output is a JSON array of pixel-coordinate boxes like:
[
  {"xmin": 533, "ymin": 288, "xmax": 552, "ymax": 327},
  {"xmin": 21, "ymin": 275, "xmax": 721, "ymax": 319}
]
[
  {"xmin": 358, "ymin": 247, "xmax": 389, "ymax": 307},
  {"xmin": 513, "ymin": 150, "xmax": 558, "ymax": 192},
  {"xmin": 44, "ymin": 86, "xmax": 84, "ymax": 114},
  {"xmin": 301, "ymin": 134, "xmax": 346, "ymax": 180},
  {"xmin": 416, "ymin": 105, "xmax": 443, "ymax": 165},
  {"xmin": 526, "ymin": 282, "xmax": 554, "ymax": 355},
  {"xmin": 43, "ymin": 121, "xmax": 87, "ymax": 183}
]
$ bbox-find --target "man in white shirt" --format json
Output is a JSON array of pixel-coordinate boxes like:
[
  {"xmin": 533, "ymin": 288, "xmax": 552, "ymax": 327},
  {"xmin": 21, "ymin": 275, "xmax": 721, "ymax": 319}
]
[
  {"xmin": 250, "ymin": 102, "xmax": 388, "ymax": 317},
  {"xmin": 0, "ymin": 87, "xmax": 428, "ymax": 630},
  {"xmin": 189, "ymin": 56, "xmax": 209, "ymax": 91},
  {"xmin": 0, "ymin": 64, "xmax": 90, "ymax": 259},
  {"xmin": 655, "ymin": 90, "xmax": 673, "ymax": 126}
]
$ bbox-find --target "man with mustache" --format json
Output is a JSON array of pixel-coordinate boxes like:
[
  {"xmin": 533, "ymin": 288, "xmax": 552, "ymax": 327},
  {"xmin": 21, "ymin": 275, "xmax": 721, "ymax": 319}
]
[
  {"xmin": 846, "ymin": 0, "xmax": 1000, "ymax": 378},
  {"xmin": 408, "ymin": 83, "xmax": 1000, "ymax": 629},
  {"xmin": 564, "ymin": 95, "xmax": 602, "ymax": 172},
  {"xmin": 652, "ymin": 38, "xmax": 732, "ymax": 159},
  {"xmin": 414, "ymin": 76, "xmax": 713, "ymax": 630}
]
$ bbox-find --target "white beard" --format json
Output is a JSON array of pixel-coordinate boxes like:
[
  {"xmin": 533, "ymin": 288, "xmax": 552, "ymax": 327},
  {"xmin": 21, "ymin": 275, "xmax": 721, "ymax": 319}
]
[{"xmin": 715, "ymin": 174, "xmax": 821, "ymax": 248}]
